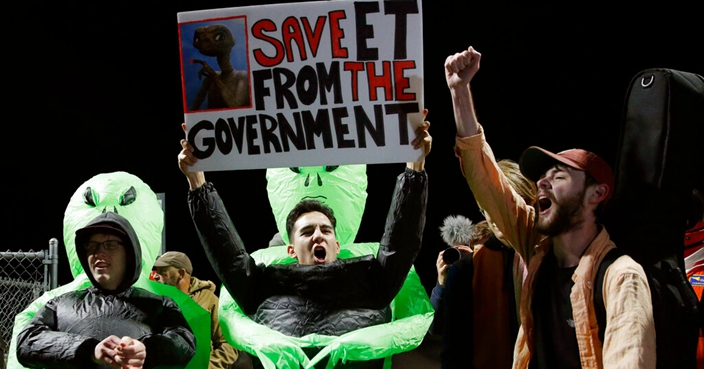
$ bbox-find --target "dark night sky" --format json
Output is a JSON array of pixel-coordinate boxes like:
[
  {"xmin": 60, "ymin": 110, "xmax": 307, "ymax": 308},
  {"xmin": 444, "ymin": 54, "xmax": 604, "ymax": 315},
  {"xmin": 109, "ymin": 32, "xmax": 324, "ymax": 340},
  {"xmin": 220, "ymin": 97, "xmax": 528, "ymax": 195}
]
[{"xmin": 10, "ymin": 2, "xmax": 703, "ymax": 295}]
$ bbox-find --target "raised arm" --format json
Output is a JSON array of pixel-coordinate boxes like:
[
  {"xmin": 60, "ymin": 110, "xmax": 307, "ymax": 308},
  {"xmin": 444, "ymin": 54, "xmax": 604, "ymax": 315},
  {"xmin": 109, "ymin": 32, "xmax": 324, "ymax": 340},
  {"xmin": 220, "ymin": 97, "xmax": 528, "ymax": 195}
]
[
  {"xmin": 375, "ymin": 112, "xmax": 431, "ymax": 303},
  {"xmin": 445, "ymin": 47, "xmax": 540, "ymax": 262},
  {"xmin": 375, "ymin": 166, "xmax": 428, "ymax": 304},
  {"xmin": 183, "ymin": 171, "xmax": 265, "ymax": 316},
  {"xmin": 178, "ymin": 130, "xmax": 268, "ymax": 316}
]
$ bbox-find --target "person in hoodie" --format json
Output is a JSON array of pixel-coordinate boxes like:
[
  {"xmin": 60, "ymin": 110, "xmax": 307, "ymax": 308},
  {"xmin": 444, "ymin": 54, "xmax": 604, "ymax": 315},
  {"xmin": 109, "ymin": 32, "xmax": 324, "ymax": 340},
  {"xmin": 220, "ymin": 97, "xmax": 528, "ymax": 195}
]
[
  {"xmin": 153, "ymin": 251, "xmax": 250, "ymax": 369},
  {"xmin": 16, "ymin": 212, "xmax": 196, "ymax": 369}
]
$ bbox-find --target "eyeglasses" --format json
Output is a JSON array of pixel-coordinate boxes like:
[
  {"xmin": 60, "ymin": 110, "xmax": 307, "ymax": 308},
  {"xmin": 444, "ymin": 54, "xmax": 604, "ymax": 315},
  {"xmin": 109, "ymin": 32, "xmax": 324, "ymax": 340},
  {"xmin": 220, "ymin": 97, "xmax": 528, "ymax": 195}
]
[{"xmin": 84, "ymin": 240, "xmax": 123, "ymax": 253}]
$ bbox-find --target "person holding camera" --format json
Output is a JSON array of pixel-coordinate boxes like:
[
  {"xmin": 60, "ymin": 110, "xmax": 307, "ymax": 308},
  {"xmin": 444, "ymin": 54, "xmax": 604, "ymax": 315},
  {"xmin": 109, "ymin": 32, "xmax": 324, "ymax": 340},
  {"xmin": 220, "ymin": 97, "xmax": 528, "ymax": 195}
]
[
  {"xmin": 432, "ymin": 159, "xmax": 535, "ymax": 369},
  {"xmin": 428, "ymin": 215, "xmax": 484, "ymax": 335}
]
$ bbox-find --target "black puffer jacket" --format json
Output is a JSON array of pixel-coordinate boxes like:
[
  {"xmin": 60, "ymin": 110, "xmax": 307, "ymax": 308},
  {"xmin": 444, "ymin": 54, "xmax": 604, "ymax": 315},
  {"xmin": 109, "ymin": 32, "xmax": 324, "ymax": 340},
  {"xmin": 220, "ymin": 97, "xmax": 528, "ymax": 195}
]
[
  {"xmin": 16, "ymin": 212, "xmax": 196, "ymax": 369},
  {"xmin": 189, "ymin": 168, "xmax": 427, "ymax": 337}
]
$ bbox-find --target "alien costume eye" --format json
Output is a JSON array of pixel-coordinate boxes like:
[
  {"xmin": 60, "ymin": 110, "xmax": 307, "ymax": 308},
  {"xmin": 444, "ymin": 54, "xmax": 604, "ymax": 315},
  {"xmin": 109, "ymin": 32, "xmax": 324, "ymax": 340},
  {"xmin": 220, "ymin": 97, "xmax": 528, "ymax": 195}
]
[
  {"xmin": 120, "ymin": 186, "xmax": 137, "ymax": 206},
  {"xmin": 290, "ymin": 166, "xmax": 340, "ymax": 187},
  {"xmin": 83, "ymin": 187, "xmax": 98, "ymax": 207}
]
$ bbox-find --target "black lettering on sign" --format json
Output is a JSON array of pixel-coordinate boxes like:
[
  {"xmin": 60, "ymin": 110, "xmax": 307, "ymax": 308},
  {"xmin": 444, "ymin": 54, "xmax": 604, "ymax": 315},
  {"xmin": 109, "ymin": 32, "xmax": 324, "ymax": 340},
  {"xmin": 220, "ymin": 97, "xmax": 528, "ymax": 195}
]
[
  {"xmin": 260, "ymin": 114, "xmax": 281, "ymax": 154},
  {"xmin": 383, "ymin": 0, "xmax": 419, "ymax": 59},
  {"xmin": 354, "ymin": 1, "xmax": 379, "ymax": 61},
  {"xmin": 385, "ymin": 102, "xmax": 419, "ymax": 145},
  {"xmin": 187, "ymin": 103, "xmax": 412, "ymax": 159},
  {"xmin": 253, "ymin": 63, "xmax": 343, "ymax": 111},
  {"xmin": 246, "ymin": 115, "xmax": 261, "ymax": 155},
  {"xmin": 189, "ymin": 120, "xmax": 215, "ymax": 159},
  {"xmin": 354, "ymin": 104, "xmax": 385, "ymax": 148},
  {"xmin": 226, "ymin": 117, "xmax": 247, "ymax": 154},
  {"xmin": 252, "ymin": 69, "xmax": 273, "ymax": 111},
  {"xmin": 318, "ymin": 61, "xmax": 343, "ymax": 105},
  {"xmin": 284, "ymin": 112, "xmax": 307, "ymax": 151},
  {"xmin": 303, "ymin": 109, "xmax": 335, "ymax": 149},
  {"xmin": 214, "ymin": 118, "xmax": 233, "ymax": 155},
  {"xmin": 332, "ymin": 107, "xmax": 355, "ymax": 148},
  {"xmin": 273, "ymin": 67, "xmax": 298, "ymax": 109}
]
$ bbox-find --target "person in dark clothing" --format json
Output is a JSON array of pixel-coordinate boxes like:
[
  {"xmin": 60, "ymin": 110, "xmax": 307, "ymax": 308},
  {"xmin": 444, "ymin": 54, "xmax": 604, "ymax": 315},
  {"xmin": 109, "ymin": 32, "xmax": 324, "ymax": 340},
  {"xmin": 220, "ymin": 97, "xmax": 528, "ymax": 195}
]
[
  {"xmin": 176, "ymin": 114, "xmax": 431, "ymax": 368},
  {"xmin": 16, "ymin": 212, "xmax": 196, "ymax": 369},
  {"xmin": 431, "ymin": 159, "xmax": 534, "ymax": 369}
]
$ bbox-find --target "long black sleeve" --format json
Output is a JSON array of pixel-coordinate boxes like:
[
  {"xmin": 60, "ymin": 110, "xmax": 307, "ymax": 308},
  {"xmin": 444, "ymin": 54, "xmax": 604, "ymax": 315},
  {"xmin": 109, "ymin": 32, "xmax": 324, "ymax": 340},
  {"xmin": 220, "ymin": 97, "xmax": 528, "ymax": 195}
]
[
  {"xmin": 16, "ymin": 299, "xmax": 99, "ymax": 369},
  {"xmin": 188, "ymin": 182, "xmax": 266, "ymax": 314},
  {"xmin": 376, "ymin": 167, "xmax": 428, "ymax": 304}
]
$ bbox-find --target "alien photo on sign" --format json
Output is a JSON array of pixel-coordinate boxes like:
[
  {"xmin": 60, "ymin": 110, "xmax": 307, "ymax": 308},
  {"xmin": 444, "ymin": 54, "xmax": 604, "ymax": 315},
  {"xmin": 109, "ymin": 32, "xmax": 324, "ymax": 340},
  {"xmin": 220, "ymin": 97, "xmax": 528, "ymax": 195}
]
[{"xmin": 180, "ymin": 17, "xmax": 251, "ymax": 112}]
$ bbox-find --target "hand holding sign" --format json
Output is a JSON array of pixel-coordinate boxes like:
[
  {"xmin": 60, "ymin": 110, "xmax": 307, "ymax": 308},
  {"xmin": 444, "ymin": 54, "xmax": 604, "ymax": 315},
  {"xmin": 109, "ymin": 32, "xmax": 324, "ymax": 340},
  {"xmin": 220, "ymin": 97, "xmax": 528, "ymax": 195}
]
[
  {"xmin": 179, "ymin": 123, "xmax": 206, "ymax": 190},
  {"xmin": 407, "ymin": 108, "xmax": 430, "ymax": 171}
]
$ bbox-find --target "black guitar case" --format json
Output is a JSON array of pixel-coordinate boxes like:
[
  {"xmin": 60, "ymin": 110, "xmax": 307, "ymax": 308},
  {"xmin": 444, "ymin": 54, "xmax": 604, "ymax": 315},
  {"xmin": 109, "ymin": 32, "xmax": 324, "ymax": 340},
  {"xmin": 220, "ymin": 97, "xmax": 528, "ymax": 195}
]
[{"xmin": 605, "ymin": 68, "xmax": 704, "ymax": 369}]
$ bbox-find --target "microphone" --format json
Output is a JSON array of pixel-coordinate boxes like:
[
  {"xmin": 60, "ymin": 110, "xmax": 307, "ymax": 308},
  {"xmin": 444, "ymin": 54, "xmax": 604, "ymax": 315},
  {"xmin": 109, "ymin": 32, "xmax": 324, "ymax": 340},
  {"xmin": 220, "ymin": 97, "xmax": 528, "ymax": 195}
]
[{"xmin": 439, "ymin": 215, "xmax": 476, "ymax": 264}]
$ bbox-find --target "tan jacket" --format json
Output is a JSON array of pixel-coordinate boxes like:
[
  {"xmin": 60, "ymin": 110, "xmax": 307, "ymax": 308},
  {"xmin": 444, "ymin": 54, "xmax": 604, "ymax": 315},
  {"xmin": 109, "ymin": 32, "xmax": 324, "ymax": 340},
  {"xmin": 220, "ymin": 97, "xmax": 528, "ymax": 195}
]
[
  {"xmin": 189, "ymin": 276, "xmax": 240, "ymax": 369},
  {"xmin": 454, "ymin": 126, "xmax": 656, "ymax": 369}
]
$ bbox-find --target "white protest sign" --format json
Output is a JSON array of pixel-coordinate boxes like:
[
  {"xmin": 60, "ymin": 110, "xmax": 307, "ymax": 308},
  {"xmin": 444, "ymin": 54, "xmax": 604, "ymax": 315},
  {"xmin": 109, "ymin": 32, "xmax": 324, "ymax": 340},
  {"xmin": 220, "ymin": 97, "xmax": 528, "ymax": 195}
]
[{"xmin": 178, "ymin": 0, "xmax": 424, "ymax": 171}]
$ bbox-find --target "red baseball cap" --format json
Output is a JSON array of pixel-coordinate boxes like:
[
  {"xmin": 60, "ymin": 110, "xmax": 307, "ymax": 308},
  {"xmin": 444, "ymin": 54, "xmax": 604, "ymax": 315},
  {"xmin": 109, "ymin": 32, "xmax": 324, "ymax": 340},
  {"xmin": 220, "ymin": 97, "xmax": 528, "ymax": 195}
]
[{"xmin": 519, "ymin": 146, "xmax": 615, "ymax": 202}]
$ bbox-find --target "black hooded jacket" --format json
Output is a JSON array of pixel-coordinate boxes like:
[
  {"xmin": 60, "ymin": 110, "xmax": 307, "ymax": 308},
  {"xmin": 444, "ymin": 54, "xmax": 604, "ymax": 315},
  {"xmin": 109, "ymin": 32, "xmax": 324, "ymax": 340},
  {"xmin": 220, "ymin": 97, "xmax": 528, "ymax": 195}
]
[
  {"xmin": 16, "ymin": 212, "xmax": 196, "ymax": 369},
  {"xmin": 188, "ymin": 168, "xmax": 427, "ymax": 367}
]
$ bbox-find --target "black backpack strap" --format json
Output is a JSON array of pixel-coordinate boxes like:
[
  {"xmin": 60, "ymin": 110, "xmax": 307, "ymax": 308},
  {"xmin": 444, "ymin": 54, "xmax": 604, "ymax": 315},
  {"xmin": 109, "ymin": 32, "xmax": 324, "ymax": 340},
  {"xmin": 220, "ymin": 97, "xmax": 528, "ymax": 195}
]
[{"xmin": 595, "ymin": 247, "xmax": 623, "ymax": 343}]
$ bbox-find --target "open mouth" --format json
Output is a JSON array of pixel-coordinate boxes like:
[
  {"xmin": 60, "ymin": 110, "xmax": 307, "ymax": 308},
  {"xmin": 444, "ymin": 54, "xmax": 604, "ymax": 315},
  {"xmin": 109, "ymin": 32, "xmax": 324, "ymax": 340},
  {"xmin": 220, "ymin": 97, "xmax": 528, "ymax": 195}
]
[
  {"xmin": 94, "ymin": 261, "xmax": 109, "ymax": 270},
  {"xmin": 538, "ymin": 196, "xmax": 553, "ymax": 215},
  {"xmin": 313, "ymin": 246, "xmax": 327, "ymax": 263}
]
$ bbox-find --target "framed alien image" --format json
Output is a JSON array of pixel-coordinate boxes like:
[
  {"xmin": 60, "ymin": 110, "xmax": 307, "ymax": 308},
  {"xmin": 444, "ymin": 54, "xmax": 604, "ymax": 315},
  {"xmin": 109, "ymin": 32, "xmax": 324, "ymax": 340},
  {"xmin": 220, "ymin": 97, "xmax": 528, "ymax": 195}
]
[{"xmin": 179, "ymin": 16, "xmax": 251, "ymax": 112}]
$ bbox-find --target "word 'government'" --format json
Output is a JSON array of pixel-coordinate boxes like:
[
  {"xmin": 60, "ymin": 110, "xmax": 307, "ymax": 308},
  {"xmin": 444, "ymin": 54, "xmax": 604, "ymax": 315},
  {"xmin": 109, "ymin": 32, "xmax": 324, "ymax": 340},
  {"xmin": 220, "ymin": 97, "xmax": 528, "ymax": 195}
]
[{"xmin": 188, "ymin": 102, "xmax": 419, "ymax": 159}]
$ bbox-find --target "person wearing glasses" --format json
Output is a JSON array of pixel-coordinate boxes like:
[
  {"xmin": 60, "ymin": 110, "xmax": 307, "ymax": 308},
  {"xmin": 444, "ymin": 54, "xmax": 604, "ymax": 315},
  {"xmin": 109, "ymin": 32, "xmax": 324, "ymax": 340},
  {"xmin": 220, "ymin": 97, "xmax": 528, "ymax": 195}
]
[{"xmin": 16, "ymin": 212, "xmax": 196, "ymax": 369}]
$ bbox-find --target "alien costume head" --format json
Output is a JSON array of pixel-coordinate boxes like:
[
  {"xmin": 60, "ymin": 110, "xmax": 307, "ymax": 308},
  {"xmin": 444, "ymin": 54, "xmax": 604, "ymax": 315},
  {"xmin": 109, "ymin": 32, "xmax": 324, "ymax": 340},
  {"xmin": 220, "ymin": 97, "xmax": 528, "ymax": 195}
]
[
  {"xmin": 266, "ymin": 165, "xmax": 368, "ymax": 246},
  {"xmin": 63, "ymin": 171, "xmax": 163, "ymax": 280}
]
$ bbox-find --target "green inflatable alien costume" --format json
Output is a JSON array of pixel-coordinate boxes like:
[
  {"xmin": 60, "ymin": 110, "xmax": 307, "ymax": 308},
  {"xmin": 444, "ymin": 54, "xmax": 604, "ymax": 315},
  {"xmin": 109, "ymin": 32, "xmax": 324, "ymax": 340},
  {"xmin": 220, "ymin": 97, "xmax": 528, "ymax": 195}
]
[
  {"xmin": 216, "ymin": 165, "xmax": 434, "ymax": 368},
  {"xmin": 7, "ymin": 171, "xmax": 210, "ymax": 369}
]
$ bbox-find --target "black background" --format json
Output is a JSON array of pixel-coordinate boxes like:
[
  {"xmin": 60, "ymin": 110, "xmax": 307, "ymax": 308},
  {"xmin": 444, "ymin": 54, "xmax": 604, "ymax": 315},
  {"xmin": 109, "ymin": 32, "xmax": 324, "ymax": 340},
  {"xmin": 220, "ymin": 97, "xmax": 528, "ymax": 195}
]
[{"xmin": 10, "ymin": 1, "xmax": 703, "ymax": 296}]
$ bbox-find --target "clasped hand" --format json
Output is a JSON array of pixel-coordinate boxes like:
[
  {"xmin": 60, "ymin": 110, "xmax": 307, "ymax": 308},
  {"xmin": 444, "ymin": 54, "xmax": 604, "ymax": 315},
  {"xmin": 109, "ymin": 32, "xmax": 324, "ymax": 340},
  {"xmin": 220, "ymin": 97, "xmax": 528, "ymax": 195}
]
[{"xmin": 94, "ymin": 335, "xmax": 146, "ymax": 369}]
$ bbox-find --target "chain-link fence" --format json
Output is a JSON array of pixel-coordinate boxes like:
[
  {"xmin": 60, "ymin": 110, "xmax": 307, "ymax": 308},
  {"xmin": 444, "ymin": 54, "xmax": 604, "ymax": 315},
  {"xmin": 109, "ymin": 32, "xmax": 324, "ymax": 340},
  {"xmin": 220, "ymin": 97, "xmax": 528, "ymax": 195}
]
[{"xmin": 0, "ymin": 238, "xmax": 59, "ymax": 368}]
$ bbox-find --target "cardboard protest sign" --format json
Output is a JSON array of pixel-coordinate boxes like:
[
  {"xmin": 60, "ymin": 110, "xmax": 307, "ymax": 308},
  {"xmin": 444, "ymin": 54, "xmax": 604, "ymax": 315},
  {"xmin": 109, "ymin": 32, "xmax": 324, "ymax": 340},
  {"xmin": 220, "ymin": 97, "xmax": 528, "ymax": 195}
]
[{"xmin": 178, "ymin": 0, "xmax": 424, "ymax": 171}]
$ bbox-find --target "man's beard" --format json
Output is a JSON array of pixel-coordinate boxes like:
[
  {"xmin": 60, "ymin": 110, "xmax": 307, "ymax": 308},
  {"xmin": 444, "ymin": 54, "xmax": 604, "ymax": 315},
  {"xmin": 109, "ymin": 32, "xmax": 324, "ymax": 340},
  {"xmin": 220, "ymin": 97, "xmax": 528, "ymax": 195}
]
[
  {"xmin": 166, "ymin": 274, "xmax": 182, "ymax": 287},
  {"xmin": 536, "ymin": 188, "xmax": 586, "ymax": 237}
]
